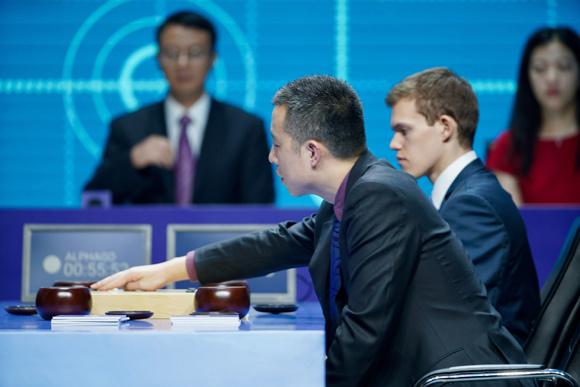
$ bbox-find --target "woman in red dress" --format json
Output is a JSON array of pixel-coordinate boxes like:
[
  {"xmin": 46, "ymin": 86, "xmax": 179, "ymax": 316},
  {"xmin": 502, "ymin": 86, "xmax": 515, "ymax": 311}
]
[{"xmin": 486, "ymin": 27, "xmax": 580, "ymax": 205}]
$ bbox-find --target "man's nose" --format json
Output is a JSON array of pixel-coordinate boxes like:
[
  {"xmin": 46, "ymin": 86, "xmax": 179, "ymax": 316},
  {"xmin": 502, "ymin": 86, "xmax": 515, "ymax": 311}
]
[
  {"xmin": 389, "ymin": 134, "xmax": 401, "ymax": 150},
  {"xmin": 268, "ymin": 145, "xmax": 277, "ymax": 164},
  {"xmin": 177, "ymin": 52, "xmax": 190, "ymax": 66}
]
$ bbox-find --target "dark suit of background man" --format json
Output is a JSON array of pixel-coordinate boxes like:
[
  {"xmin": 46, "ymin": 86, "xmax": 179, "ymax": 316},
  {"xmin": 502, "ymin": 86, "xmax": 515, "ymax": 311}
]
[
  {"xmin": 386, "ymin": 67, "xmax": 541, "ymax": 345},
  {"xmin": 92, "ymin": 75, "xmax": 531, "ymax": 386},
  {"xmin": 84, "ymin": 11, "xmax": 274, "ymax": 205}
]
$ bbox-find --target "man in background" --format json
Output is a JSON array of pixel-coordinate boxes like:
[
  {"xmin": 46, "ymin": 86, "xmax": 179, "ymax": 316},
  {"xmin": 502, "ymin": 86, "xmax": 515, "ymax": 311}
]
[
  {"xmin": 84, "ymin": 11, "xmax": 274, "ymax": 205},
  {"xmin": 386, "ymin": 67, "xmax": 540, "ymax": 345}
]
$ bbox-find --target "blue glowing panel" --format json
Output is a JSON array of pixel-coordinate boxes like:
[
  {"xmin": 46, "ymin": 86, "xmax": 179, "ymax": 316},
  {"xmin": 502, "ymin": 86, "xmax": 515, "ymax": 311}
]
[
  {"xmin": 0, "ymin": 0, "xmax": 579, "ymax": 207},
  {"xmin": 21, "ymin": 224, "xmax": 151, "ymax": 302}
]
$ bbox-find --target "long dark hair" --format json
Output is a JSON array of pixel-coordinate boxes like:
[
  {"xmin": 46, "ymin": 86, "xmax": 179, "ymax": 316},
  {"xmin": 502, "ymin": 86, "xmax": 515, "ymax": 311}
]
[{"xmin": 509, "ymin": 26, "xmax": 580, "ymax": 174}]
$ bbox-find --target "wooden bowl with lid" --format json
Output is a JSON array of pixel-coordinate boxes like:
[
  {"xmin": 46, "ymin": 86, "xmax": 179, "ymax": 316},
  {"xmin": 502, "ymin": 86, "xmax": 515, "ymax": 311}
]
[
  {"xmin": 35, "ymin": 286, "xmax": 92, "ymax": 320},
  {"xmin": 195, "ymin": 282, "xmax": 250, "ymax": 318}
]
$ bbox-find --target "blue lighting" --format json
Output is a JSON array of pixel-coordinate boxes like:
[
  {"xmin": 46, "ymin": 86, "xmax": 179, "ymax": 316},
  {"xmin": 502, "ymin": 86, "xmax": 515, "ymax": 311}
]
[{"xmin": 0, "ymin": 0, "xmax": 579, "ymax": 208}]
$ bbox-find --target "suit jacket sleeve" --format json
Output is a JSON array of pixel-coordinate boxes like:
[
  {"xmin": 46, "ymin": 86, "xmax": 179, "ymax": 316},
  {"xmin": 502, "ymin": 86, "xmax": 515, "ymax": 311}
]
[
  {"xmin": 326, "ymin": 180, "xmax": 423, "ymax": 385},
  {"xmin": 83, "ymin": 118, "xmax": 159, "ymax": 203},
  {"xmin": 194, "ymin": 216, "xmax": 317, "ymax": 284}
]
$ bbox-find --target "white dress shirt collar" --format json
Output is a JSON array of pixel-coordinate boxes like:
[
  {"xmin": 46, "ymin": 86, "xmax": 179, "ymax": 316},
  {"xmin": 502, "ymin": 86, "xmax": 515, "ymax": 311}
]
[
  {"xmin": 165, "ymin": 92, "xmax": 211, "ymax": 157},
  {"xmin": 431, "ymin": 150, "xmax": 477, "ymax": 210}
]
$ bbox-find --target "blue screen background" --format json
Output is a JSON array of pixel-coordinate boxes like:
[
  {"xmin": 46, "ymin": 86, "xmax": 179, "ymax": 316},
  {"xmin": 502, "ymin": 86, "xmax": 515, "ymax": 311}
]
[{"xmin": 1, "ymin": 0, "xmax": 579, "ymax": 208}]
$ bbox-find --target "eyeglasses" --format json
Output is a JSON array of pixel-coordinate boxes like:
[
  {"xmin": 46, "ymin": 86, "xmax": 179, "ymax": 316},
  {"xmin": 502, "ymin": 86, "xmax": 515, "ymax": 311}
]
[{"xmin": 159, "ymin": 46, "xmax": 212, "ymax": 62}]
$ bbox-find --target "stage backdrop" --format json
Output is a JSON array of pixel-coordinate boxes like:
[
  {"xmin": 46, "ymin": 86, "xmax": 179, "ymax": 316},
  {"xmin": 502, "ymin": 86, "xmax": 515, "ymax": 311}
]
[{"xmin": 1, "ymin": 0, "xmax": 579, "ymax": 208}]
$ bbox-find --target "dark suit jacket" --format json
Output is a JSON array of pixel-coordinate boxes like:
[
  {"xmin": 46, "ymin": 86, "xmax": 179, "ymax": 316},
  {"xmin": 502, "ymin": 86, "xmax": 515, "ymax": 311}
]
[
  {"xmin": 194, "ymin": 151, "xmax": 529, "ymax": 386},
  {"xmin": 439, "ymin": 158, "xmax": 540, "ymax": 345},
  {"xmin": 84, "ymin": 99, "xmax": 274, "ymax": 204}
]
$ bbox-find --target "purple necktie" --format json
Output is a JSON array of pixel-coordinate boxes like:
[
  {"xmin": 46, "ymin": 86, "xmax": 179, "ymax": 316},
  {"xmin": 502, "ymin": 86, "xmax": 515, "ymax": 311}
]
[{"xmin": 174, "ymin": 116, "xmax": 195, "ymax": 205}]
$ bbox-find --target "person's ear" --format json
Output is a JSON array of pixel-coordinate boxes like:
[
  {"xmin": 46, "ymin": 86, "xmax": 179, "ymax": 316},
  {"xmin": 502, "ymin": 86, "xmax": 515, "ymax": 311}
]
[
  {"xmin": 156, "ymin": 51, "xmax": 167, "ymax": 74},
  {"xmin": 306, "ymin": 141, "xmax": 321, "ymax": 169},
  {"xmin": 439, "ymin": 115, "xmax": 458, "ymax": 143},
  {"xmin": 207, "ymin": 51, "xmax": 217, "ymax": 71}
]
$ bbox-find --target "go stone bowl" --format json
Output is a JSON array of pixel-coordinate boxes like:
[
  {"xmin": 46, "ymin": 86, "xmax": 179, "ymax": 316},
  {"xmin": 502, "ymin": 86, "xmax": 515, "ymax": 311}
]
[
  {"xmin": 35, "ymin": 286, "xmax": 93, "ymax": 320},
  {"xmin": 195, "ymin": 282, "xmax": 251, "ymax": 318}
]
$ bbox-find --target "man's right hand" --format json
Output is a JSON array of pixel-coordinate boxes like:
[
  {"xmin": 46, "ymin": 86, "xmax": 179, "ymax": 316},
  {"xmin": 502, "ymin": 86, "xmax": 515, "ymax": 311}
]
[
  {"xmin": 90, "ymin": 256, "xmax": 189, "ymax": 292},
  {"xmin": 130, "ymin": 135, "xmax": 174, "ymax": 170}
]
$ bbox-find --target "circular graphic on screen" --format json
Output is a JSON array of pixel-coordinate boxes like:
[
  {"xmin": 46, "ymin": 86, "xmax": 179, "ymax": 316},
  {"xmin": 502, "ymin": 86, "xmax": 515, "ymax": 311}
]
[
  {"xmin": 62, "ymin": 0, "xmax": 257, "ymax": 158},
  {"xmin": 43, "ymin": 255, "xmax": 62, "ymax": 274}
]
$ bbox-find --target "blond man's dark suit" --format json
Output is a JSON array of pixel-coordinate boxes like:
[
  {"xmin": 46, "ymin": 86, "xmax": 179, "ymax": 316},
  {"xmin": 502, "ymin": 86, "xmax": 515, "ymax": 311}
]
[
  {"xmin": 440, "ymin": 158, "xmax": 540, "ymax": 345},
  {"xmin": 84, "ymin": 99, "xmax": 274, "ymax": 204},
  {"xmin": 193, "ymin": 151, "xmax": 529, "ymax": 386}
]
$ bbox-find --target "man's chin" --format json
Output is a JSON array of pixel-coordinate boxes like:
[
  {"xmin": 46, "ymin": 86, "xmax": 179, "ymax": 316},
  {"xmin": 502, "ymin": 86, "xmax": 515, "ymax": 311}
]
[
  {"xmin": 284, "ymin": 186, "xmax": 303, "ymax": 198},
  {"xmin": 286, "ymin": 189, "xmax": 312, "ymax": 199}
]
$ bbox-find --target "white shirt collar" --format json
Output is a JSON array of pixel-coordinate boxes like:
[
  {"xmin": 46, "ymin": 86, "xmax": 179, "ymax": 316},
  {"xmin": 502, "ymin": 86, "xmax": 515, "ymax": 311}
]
[
  {"xmin": 164, "ymin": 92, "xmax": 211, "ymax": 157},
  {"xmin": 431, "ymin": 150, "xmax": 477, "ymax": 210}
]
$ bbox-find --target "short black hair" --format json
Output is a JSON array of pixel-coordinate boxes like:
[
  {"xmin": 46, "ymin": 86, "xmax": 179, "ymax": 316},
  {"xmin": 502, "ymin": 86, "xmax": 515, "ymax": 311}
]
[
  {"xmin": 272, "ymin": 75, "xmax": 367, "ymax": 159},
  {"xmin": 156, "ymin": 11, "xmax": 217, "ymax": 51}
]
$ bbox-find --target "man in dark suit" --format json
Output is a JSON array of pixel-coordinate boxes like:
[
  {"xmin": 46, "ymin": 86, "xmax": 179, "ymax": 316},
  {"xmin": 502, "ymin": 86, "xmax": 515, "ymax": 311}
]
[
  {"xmin": 84, "ymin": 11, "xmax": 274, "ymax": 205},
  {"xmin": 386, "ymin": 67, "xmax": 540, "ymax": 345},
  {"xmin": 93, "ymin": 75, "xmax": 531, "ymax": 386}
]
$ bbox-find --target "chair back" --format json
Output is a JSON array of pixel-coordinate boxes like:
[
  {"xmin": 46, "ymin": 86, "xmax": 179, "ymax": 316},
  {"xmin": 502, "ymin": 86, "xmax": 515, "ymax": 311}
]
[
  {"xmin": 524, "ymin": 216, "xmax": 580, "ymax": 368},
  {"xmin": 558, "ymin": 323, "xmax": 580, "ymax": 383}
]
